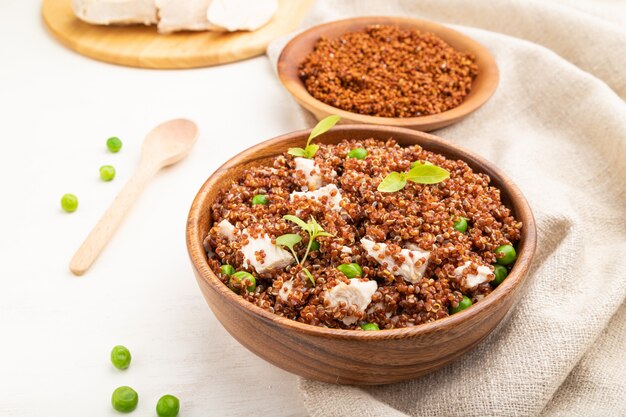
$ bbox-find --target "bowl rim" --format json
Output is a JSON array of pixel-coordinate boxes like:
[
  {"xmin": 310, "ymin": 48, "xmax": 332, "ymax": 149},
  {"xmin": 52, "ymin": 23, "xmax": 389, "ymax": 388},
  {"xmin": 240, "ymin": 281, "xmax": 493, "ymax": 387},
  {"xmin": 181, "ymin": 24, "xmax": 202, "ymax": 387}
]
[
  {"xmin": 277, "ymin": 16, "xmax": 500, "ymax": 128},
  {"xmin": 187, "ymin": 125, "xmax": 536, "ymax": 340}
]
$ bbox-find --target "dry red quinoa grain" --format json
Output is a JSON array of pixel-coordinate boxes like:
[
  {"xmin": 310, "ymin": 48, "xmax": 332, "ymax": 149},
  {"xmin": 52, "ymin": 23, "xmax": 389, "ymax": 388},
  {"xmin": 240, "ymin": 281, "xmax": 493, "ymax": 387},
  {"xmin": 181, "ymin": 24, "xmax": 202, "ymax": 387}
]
[
  {"xmin": 205, "ymin": 139, "xmax": 521, "ymax": 330},
  {"xmin": 298, "ymin": 25, "xmax": 478, "ymax": 118}
]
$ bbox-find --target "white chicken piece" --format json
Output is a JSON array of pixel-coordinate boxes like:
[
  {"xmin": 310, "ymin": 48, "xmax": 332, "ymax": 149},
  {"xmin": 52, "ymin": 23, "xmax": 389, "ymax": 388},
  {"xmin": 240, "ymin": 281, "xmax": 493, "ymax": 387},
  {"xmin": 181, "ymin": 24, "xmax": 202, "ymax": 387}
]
[
  {"xmin": 156, "ymin": 0, "xmax": 219, "ymax": 33},
  {"xmin": 72, "ymin": 0, "xmax": 157, "ymax": 25},
  {"xmin": 454, "ymin": 261, "xmax": 493, "ymax": 289},
  {"xmin": 206, "ymin": 0, "xmax": 278, "ymax": 32},
  {"xmin": 326, "ymin": 279, "xmax": 378, "ymax": 325},
  {"xmin": 290, "ymin": 184, "xmax": 343, "ymax": 212},
  {"xmin": 294, "ymin": 157, "xmax": 323, "ymax": 190},
  {"xmin": 240, "ymin": 230, "xmax": 294, "ymax": 274},
  {"xmin": 215, "ymin": 219, "xmax": 237, "ymax": 242},
  {"xmin": 278, "ymin": 279, "xmax": 294, "ymax": 302},
  {"xmin": 361, "ymin": 239, "xmax": 430, "ymax": 284}
]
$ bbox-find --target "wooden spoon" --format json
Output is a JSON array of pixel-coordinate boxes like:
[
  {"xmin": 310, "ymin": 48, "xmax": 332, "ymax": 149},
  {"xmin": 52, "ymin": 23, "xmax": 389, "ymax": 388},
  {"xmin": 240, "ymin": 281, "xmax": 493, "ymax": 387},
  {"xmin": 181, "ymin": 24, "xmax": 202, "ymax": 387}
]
[{"xmin": 70, "ymin": 119, "xmax": 199, "ymax": 276}]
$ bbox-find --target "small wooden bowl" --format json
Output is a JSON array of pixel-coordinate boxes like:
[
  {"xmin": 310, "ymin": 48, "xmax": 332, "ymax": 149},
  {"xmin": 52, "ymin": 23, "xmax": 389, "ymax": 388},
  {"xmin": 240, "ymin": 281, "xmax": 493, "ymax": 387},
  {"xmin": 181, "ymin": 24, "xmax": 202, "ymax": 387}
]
[
  {"xmin": 277, "ymin": 17, "xmax": 499, "ymax": 132},
  {"xmin": 187, "ymin": 125, "xmax": 536, "ymax": 385}
]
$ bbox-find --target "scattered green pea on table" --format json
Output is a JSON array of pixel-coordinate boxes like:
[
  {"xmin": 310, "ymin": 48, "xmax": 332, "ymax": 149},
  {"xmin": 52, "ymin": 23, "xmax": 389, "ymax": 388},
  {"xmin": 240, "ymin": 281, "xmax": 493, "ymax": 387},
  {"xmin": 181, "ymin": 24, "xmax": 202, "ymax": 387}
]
[
  {"xmin": 110, "ymin": 345, "xmax": 132, "ymax": 370},
  {"xmin": 107, "ymin": 136, "xmax": 123, "ymax": 153},
  {"xmin": 156, "ymin": 394, "xmax": 180, "ymax": 417},
  {"xmin": 111, "ymin": 386, "xmax": 138, "ymax": 413},
  {"xmin": 61, "ymin": 193, "xmax": 78, "ymax": 213},
  {"xmin": 100, "ymin": 165, "xmax": 116, "ymax": 181}
]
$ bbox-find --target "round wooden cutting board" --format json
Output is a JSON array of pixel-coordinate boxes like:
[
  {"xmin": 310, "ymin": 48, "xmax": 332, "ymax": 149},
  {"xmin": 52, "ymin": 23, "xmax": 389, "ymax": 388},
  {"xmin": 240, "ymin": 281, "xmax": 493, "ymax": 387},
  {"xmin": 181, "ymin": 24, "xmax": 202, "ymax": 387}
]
[{"xmin": 42, "ymin": 0, "xmax": 315, "ymax": 69}]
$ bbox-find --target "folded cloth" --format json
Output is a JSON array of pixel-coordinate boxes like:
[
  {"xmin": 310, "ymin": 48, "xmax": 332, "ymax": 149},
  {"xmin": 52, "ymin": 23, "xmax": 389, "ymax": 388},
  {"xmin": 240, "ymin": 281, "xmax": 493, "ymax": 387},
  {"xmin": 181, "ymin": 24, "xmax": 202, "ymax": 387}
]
[{"xmin": 266, "ymin": 1, "xmax": 626, "ymax": 416}]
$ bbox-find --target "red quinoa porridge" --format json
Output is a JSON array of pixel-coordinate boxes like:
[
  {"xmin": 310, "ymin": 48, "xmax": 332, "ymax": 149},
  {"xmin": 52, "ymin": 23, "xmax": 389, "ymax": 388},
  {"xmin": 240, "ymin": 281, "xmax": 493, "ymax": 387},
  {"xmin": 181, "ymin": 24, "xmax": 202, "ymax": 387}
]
[
  {"xmin": 298, "ymin": 25, "xmax": 478, "ymax": 118},
  {"xmin": 204, "ymin": 138, "xmax": 522, "ymax": 330}
]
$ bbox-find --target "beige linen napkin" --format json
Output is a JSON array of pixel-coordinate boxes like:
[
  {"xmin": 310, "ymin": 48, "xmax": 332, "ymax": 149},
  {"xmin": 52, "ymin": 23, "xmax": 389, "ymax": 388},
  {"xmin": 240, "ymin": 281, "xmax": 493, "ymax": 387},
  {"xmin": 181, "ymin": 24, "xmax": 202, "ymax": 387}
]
[{"xmin": 267, "ymin": 1, "xmax": 626, "ymax": 416}]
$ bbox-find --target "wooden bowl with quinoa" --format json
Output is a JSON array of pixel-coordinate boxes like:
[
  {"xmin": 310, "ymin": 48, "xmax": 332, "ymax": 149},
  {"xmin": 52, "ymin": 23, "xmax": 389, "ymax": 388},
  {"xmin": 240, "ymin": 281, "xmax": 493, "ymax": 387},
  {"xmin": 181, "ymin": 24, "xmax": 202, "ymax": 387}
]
[
  {"xmin": 186, "ymin": 124, "xmax": 536, "ymax": 385},
  {"xmin": 277, "ymin": 17, "xmax": 499, "ymax": 132}
]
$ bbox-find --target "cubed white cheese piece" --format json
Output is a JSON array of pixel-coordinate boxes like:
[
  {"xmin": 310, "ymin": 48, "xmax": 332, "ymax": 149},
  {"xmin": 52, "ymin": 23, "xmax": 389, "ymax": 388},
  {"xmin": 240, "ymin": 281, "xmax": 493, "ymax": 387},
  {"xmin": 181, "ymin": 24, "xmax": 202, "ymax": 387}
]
[
  {"xmin": 454, "ymin": 261, "xmax": 493, "ymax": 288},
  {"xmin": 294, "ymin": 157, "xmax": 323, "ymax": 190},
  {"xmin": 278, "ymin": 279, "xmax": 294, "ymax": 302},
  {"xmin": 290, "ymin": 184, "xmax": 343, "ymax": 212},
  {"xmin": 361, "ymin": 238, "xmax": 430, "ymax": 284},
  {"xmin": 240, "ymin": 230, "xmax": 294, "ymax": 274},
  {"xmin": 326, "ymin": 279, "xmax": 378, "ymax": 325},
  {"xmin": 341, "ymin": 246, "xmax": 353, "ymax": 254},
  {"xmin": 156, "ymin": 0, "xmax": 219, "ymax": 33},
  {"xmin": 216, "ymin": 219, "xmax": 236, "ymax": 241},
  {"xmin": 206, "ymin": 0, "xmax": 278, "ymax": 32},
  {"xmin": 72, "ymin": 0, "xmax": 157, "ymax": 25}
]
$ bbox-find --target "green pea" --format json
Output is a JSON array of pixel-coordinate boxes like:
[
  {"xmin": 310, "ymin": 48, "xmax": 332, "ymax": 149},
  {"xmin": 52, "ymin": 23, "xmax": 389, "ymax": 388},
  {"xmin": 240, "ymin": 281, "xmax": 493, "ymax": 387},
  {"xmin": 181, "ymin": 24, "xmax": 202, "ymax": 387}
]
[
  {"xmin": 220, "ymin": 264, "xmax": 235, "ymax": 276},
  {"xmin": 450, "ymin": 296, "xmax": 472, "ymax": 314},
  {"xmin": 156, "ymin": 394, "xmax": 180, "ymax": 417},
  {"xmin": 99, "ymin": 165, "xmax": 116, "ymax": 181},
  {"xmin": 337, "ymin": 263, "xmax": 363, "ymax": 278},
  {"xmin": 310, "ymin": 239, "xmax": 320, "ymax": 251},
  {"xmin": 492, "ymin": 265, "xmax": 508, "ymax": 287},
  {"xmin": 360, "ymin": 322, "xmax": 380, "ymax": 331},
  {"xmin": 229, "ymin": 271, "xmax": 256, "ymax": 293},
  {"xmin": 107, "ymin": 136, "xmax": 123, "ymax": 153},
  {"xmin": 111, "ymin": 386, "xmax": 138, "ymax": 413},
  {"xmin": 110, "ymin": 345, "xmax": 131, "ymax": 370},
  {"xmin": 495, "ymin": 244, "xmax": 517, "ymax": 265},
  {"xmin": 251, "ymin": 194, "xmax": 269, "ymax": 205},
  {"xmin": 453, "ymin": 217, "xmax": 468, "ymax": 233},
  {"xmin": 61, "ymin": 193, "xmax": 78, "ymax": 213},
  {"xmin": 347, "ymin": 148, "xmax": 368, "ymax": 160}
]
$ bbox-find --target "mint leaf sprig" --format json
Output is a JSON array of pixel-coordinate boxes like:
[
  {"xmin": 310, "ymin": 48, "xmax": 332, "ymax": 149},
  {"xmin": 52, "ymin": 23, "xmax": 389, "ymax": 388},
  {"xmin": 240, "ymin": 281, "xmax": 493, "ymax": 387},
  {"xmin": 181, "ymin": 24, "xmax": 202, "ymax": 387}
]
[
  {"xmin": 377, "ymin": 161, "xmax": 450, "ymax": 193},
  {"xmin": 275, "ymin": 234, "xmax": 301, "ymax": 262},
  {"xmin": 288, "ymin": 115, "xmax": 340, "ymax": 159},
  {"xmin": 275, "ymin": 215, "xmax": 333, "ymax": 285}
]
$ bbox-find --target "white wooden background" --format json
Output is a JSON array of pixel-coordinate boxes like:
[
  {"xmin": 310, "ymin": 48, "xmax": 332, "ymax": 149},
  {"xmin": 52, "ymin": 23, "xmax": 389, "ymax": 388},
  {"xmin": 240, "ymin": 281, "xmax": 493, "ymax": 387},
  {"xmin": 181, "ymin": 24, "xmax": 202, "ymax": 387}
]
[{"xmin": 0, "ymin": 1, "xmax": 309, "ymax": 415}]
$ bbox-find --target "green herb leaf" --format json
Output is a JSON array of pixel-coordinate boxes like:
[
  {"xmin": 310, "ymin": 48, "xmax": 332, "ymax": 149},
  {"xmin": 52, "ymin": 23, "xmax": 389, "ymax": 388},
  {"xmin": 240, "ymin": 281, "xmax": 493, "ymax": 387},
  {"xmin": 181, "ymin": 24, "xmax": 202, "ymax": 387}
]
[
  {"xmin": 337, "ymin": 263, "xmax": 363, "ymax": 278},
  {"xmin": 288, "ymin": 147, "xmax": 307, "ymax": 157},
  {"xmin": 406, "ymin": 162, "xmax": 450, "ymax": 184},
  {"xmin": 284, "ymin": 214, "xmax": 334, "ymax": 265},
  {"xmin": 276, "ymin": 233, "xmax": 302, "ymax": 263},
  {"xmin": 308, "ymin": 216, "xmax": 323, "ymax": 235},
  {"xmin": 377, "ymin": 172, "xmax": 408, "ymax": 192},
  {"xmin": 293, "ymin": 115, "xmax": 341, "ymax": 159},
  {"xmin": 284, "ymin": 215, "xmax": 309, "ymax": 230},
  {"xmin": 303, "ymin": 144, "xmax": 320, "ymax": 159},
  {"xmin": 410, "ymin": 160, "xmax": 433, "ymax": 169},
  {"xmin": 276, "ymin": 234, "xmax": 302, "ymax": 250},
  {"xmin": 307, "ymin": 115, "xmax": 340, "ymax": 145},
  {"xmin": 302, "ymin": 267, "xmax": 316, "ymax": 286}
]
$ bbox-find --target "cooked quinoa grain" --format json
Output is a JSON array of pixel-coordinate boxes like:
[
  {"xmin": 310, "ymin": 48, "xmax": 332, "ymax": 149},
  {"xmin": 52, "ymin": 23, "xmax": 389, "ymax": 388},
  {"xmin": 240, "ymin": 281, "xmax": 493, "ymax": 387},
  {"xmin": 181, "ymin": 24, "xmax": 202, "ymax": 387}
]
[
  {"xmin": 299, "ymin": 25, "xmax": 478, "ymax": 118},
  {"xmin": 204, "ymin": 139, "xmax": 522, "ymax": 330}
]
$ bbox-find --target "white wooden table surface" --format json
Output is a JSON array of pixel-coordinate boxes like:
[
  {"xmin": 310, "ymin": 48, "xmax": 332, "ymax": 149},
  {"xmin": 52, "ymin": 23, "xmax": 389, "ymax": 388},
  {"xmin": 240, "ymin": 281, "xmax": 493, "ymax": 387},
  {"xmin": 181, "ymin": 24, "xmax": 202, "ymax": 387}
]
[{"xmin": 0, "ymin": 1, "xmax": 308, "ymax": 415}]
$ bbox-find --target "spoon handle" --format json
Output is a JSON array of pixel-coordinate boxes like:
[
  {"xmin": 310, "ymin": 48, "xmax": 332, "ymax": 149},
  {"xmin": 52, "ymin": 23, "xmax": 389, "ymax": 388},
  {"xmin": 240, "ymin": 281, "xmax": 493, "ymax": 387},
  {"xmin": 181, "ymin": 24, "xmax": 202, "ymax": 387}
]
[{"xmin": 69, "ymin": 161, "xmax": 159, "ymax": 276}]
